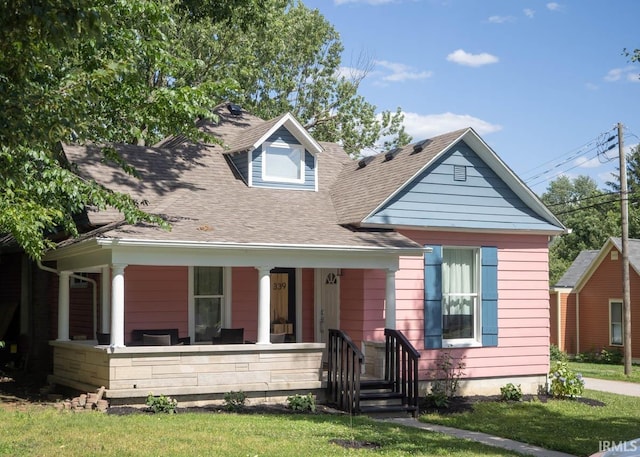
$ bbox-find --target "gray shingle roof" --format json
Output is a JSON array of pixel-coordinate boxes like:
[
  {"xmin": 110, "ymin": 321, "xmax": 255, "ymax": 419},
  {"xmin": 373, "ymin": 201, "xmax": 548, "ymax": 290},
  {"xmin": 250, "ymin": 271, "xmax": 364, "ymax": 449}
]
[
  {"xmin": 554, "ymin": 250, "xmax": 599, "ymax": 288},
  {"xmin": 330, "ymin": 129, "xmax": 468, "ymax": 225},
  {"xmin": 62, "ymin": 108, "xmax": 421, "ymax": 250}
]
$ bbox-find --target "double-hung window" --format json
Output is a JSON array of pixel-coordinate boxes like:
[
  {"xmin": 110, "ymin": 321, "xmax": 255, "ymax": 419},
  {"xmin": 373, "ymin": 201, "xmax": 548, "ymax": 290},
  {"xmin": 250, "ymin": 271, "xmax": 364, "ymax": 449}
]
[
  {"xmin": 424, "ymin": 245, "xmax": 498, "ymax": 349},
  {"xmin": 442, "ymin": 247, "xmax": 479, "ymax": 344},
  {"xmin": 610, "ymin": 300, "xmax": 623, "ymax": 346},
  {"xmin": 262, "ymin": 141, "xmax": 304, "ymax": 183},
  {"xmin": 193, "ymin": 267, "xmax": 224, "ymax": 343}
]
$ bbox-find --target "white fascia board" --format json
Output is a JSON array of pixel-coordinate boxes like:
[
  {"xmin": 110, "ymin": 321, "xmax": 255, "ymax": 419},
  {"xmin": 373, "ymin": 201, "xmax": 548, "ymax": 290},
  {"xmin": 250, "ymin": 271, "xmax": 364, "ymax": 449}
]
[
  {"xmin": 253, "ymin": 113, "xmax": 323, "ymax": 156},
  {"xmin": 100, "ymin": 238, "xmax": 425, "ymax": 270},
  {"xmin": 362, "ymin": 130, "xmax": 469, "ymax": 223}
]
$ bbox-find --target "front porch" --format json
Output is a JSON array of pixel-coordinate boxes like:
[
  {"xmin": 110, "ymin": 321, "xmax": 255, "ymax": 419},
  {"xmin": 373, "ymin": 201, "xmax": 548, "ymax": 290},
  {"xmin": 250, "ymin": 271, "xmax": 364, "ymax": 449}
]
[{"xmin": 50, "ymin": 340, "xmax": 326, "ymax": 405}]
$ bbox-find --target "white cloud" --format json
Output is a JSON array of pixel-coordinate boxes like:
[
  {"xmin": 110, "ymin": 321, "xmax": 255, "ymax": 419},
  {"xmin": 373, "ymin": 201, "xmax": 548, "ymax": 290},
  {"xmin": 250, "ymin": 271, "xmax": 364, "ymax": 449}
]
[
  {"xmin": 604, "ymin": 66, "xmax": 640, "ymax": 83},
  {"xmin": 575, "ymin": 156, "xmax": 602, "ymax": 169},
  {"xmin": 375, "ymin": 60, "xmax": 433, "ymax": 82},
  {"xmin": 546, "ymin": 2, "xmax": 562, "ymax": 11},
  {"xmin": 585, "ymin": 82, "xmax": 598, "ymax": 91},
  {"xmin": 524, "ymin": 8, "xmax": 535, "ymax": 18},
  {"xmin": 401, "ymin": 112, "xmax": 502, "ymax": 139},
  {"xmin": 335, "ymin": 66, "xmax": 368, "ymax": 80},
  {"xmin": 488, "ymin": 15, "xmax": 514, "ymax": 24},
  {"xmin": 446, "ymin": 49, "xmax": 499, "ymax": 67}
]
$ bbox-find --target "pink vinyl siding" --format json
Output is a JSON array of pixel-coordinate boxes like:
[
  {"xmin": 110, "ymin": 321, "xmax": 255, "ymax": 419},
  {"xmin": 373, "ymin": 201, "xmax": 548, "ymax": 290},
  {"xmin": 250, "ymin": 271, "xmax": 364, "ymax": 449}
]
[
  {"xmin": 124, "ymin": 266, "xmax": 188, "ymax": 341},
  {"xmin": 399, "ymin": 230, "xmax": 551, "ymax": 378},
  {"xmin": 340, "ymin": 269, "xmax": 386, "ymax": 345},
  {"xmin": 301, "ymin": 269, "xmax": 315, "ymax": 342},
  {"xmin": 231, "ymin": 267, "xmax": 258, "ymax": 341}
]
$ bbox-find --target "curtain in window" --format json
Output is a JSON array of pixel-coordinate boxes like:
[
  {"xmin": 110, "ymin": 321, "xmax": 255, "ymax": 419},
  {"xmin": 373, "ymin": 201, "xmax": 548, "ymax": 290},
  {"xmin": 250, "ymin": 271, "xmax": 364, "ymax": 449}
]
[
  {"xmin": 194, "ymin": 267, "xmax": 223, "ymax": 342},
  {"xmin": 442, "ymin": 249, "xmax": 475, "ymax": 339},
  {"xmin": 611, "ymin": 302, "xmax": 623, "ymax": 345}
]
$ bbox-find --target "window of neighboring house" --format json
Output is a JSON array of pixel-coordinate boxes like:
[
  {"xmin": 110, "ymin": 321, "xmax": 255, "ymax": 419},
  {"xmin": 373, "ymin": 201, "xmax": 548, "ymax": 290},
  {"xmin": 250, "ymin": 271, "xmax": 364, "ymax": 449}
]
[
  {"xmin": 193, "ymin": 267, "xmax": 224, "ymax": 343},
  {"xmin": 442, "ymin": 247, "xmax": 480, "ymax": 345},
  {"xmin": 262, "ymin": 141, "xmax": 304, "ymax": 183},
  {"xmin": 424, "ymin": 245, "xmax": 498, "ymax": 349},
  {"xmin": 610, "ymin": 300, "xmax": 623, "ymax": 346}
]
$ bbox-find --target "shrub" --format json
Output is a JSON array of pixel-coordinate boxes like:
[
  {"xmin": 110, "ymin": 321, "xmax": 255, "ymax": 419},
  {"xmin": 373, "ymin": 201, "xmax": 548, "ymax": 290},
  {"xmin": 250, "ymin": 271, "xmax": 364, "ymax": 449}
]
[
  {"xmin": 548, "ymin": 361, "xmax": 585, "ymax": 399},
  {"xmin": 500, "ymin": 383, "xmax": 523, "ymax": 401},
  {"xmin": 426, "ymin": 351, "xmax": 466, "ymax": 408},
  {"xmin": 575, "ymin": 347, "xmax": 623, "ymax": 364},
  {"xmin": 223, "ymin": 390, "xmax": 247, "ymax": 411},
  {"xmin": 550, "ymin": 344, "xmax": 568, "ymax": 362},
  {"xmin": 146, "ymin": 393, "xmax": 178, "ymax": 414},
  {"xmin": 287, "ymin": 393, "xmax": 316, "ymax": 412}
]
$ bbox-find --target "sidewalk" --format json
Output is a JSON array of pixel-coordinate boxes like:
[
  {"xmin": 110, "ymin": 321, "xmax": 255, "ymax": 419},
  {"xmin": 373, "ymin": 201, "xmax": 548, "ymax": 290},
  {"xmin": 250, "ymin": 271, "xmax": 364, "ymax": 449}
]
[
  {"xmin": 378, "ymin": 417, "xmax": 577, "ymax": 457},
  {"xmin": 373, "ymin": 378, "xmax": 640, "ymax": 457},
  {"xmin": 583, "ymin": 377, "xmax": 640, "ymax": 397}
]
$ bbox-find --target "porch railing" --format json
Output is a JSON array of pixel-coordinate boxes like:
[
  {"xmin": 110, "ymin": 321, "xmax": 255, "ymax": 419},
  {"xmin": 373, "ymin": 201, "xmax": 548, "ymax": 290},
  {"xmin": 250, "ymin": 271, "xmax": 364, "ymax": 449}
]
[
  {"xmin": 326, "ymin": 328, "xmax": 363, "ymax": 414},
  {"xmin": 384, "ymin": 328, "xmax": 421, "ymax": 415}
]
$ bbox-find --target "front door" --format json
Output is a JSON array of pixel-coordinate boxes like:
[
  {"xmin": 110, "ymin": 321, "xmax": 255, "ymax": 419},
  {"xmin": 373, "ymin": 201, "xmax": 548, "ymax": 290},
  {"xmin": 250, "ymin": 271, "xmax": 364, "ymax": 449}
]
[
  {"xmin": 318, "ymin": 269, "xmax": 340, "ymax": 345},
  {"xmin": 271, "ymin": 268, "xmax": 295, "ymax": 340}
]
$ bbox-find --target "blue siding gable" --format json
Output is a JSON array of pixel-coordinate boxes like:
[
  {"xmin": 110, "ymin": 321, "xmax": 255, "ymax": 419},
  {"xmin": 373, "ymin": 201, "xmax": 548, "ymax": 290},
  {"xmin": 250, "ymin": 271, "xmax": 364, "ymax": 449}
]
[
  {"xmin": 365, "ymin": 140, "xmax": 560, "ymax": 231},
  {"xmin": 228, "ymin": 152, "xmax": 249, "ymax": 183},
  {"xmin": 250, "ymin": 126, "xmax": 316, "ymax": 191}
]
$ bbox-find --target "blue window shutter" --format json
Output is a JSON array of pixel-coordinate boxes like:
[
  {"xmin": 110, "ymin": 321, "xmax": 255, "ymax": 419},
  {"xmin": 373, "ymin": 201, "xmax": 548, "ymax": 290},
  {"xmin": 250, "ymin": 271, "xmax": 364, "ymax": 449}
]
[
  {"xmin": 481, "ymin": 246, "xmax": 498, "ymax": 347},
  {"xmin": 424, "ymin": 245, "xmax": 443, "ymax": 349}
]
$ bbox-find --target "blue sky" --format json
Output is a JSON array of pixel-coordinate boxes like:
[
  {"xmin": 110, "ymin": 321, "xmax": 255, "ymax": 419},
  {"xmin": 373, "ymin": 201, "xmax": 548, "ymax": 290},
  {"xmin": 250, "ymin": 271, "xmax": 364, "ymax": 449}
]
[{"xmin": 303, "ymin": 0, "xmax": 640, "ymax": 195}]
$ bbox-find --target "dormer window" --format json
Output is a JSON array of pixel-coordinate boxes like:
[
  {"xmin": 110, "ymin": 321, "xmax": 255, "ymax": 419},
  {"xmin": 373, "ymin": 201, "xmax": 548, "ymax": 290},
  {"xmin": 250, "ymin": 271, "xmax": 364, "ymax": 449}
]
[{"xmin": 262, "ymin": 141, "xmax": 304, "ymax": 183}]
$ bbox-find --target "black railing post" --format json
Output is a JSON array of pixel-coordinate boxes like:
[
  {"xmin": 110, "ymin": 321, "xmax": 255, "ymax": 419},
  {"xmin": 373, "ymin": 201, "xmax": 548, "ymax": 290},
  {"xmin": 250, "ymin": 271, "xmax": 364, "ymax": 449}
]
[
  {"xmin": 326, "ymin": 329, "xmax": 363, "ymax": 415},
  {"xmin": 383, "ymin": 328, "xmax": 421, "ymax": 417}
]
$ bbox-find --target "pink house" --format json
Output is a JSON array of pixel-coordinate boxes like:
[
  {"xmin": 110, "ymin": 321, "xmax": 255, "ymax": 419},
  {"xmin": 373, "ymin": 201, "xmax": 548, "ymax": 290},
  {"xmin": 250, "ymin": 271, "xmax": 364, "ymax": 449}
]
[{"xmin": 0, "ymin": 104, "xmax": 564, "ymax": 412}]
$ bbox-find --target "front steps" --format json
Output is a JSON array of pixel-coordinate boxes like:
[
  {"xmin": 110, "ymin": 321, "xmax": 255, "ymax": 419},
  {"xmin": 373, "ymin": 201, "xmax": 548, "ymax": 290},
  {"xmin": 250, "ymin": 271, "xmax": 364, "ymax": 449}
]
[{"xmin": 359, "ymin": 379, "xmax": 418, "ymax": 417}]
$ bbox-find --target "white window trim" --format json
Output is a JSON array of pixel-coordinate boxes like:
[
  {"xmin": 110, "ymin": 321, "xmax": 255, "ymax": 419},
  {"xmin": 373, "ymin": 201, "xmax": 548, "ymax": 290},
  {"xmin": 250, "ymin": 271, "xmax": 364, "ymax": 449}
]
[
  {"xmin": 442, "ymin": 246, "xmax": 483, "ymax": 348},
  {"xmin": 188, "ymin": 266, "xmax": 232, "ymax": 343},
  {"xmin": 262, "ymin": 141, "xmax": 305, "ymax": 184},
  {"xmin": 609, "ymin": 299, "xmax": 623, "ymax": 347}
]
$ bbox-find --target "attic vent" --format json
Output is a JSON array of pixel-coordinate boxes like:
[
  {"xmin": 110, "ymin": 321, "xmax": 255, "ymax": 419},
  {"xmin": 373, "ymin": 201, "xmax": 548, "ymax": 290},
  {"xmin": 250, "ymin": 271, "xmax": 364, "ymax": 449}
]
[
  {"xmin": 412, "ymin": 139, "xmax": 431, "ymax": 154},
  {"xmin": 384, "ymin": 147, "xmax": 402, "ymax": 161},
  {"xmin": 453, "ymin": 165, "xmax": 467, "ymax": 181},
  {"xmin": 227, "ymin": 103, "xmax": 242, "ymax": 116},
  {"xmin": 358, "ymin": 156, "xmax": 374, "ymax": 169}
]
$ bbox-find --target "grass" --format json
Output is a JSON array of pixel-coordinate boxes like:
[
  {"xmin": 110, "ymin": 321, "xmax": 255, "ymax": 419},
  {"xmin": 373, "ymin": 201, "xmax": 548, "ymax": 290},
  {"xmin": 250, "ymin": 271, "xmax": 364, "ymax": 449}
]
[
  {"xmin": 420, "ymin": 390, "xmax": 640, "ymax": 457},
  {"xmin": 0, "ymin": 404, "xmax": 523, "ymax": 457},
  {"xmin": 568, "ymin": 361, "xmax": 640, "ymax": 383}
]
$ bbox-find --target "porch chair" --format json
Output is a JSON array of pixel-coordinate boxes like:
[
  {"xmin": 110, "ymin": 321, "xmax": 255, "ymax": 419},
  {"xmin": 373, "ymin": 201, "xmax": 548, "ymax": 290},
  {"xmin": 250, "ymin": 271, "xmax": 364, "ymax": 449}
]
[
  {"xmin": 270, "ymin": 333, "xmax": 286, "ymax": 343},
  {"xmin": 96, "ymin": 332, "xmax": 110, "ymax": 345},
  {"xmin": 212, "ymin": 328, "xmax": 244, "ymax": 344},
  {"xmin": 143, "ymin": 333, "xmax": 172, "ymax": 346}
]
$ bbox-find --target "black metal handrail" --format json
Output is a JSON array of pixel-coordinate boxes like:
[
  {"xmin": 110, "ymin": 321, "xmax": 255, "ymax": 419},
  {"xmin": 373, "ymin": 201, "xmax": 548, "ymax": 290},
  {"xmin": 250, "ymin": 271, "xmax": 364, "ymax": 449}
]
[
  {"xmin": 384, "ymin": 328, "xmax": 421, "ymax": 415},
  {"xmin": 326, "ymin": 328, "xmax": 363, "ymax": 414}
]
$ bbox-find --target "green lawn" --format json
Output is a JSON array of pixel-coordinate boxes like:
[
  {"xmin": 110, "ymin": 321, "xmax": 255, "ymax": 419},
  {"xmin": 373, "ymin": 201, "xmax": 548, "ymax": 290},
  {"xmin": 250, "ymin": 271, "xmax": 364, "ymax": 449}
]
[
  {"xmin": 420, "ymin": 390, "xmax": 640, "ymax": 457},
  {"xmin": 568, "ymin": 361, "xmax": 640, "ymax": 383},
  {"xmin": 0, "ymin": 404, "xmax": 522, "ymax": 457}
]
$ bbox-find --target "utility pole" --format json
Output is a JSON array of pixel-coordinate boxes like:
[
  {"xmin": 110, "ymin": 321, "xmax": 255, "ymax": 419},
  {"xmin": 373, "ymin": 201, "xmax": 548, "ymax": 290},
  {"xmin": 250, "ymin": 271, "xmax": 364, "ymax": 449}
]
[{"xmin": 618, "ymin": 122, "xmax": 632, "ymax": 376}]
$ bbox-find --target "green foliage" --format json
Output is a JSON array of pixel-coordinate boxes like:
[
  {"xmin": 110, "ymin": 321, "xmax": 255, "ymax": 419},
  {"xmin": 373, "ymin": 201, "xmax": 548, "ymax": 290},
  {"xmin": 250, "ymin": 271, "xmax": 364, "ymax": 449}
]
[
  {"xmin": 548, "ymin": 361, "xmax": 585, "ymax": 399},
  {"xmin": 223, "ymin": 390, "xmax": 247, "ymax": 411},
  {"xmin": 146, "ymin": 393, "xmax": 178, "ymax": 414},
  {"xmin": 499, "ymin": 383, "xmax": 523, "ymax": 402},
  {"xmin": 542, "ymin": 175, "xmax": 619, "ymax": 284},
  {"xmin": 574, "ymin": 347, "xmax": 623, "ymax": 365},
  {"xmin": 426, "ymin": 351, "xmax": 466, "ymax": 408},
  {"xmin": 550, "ymin": 344, "xmax": 568, "ymax": 362},
  {"xmin": 286, "ymin": 393, "xmax": 316, "ymax": 412}
]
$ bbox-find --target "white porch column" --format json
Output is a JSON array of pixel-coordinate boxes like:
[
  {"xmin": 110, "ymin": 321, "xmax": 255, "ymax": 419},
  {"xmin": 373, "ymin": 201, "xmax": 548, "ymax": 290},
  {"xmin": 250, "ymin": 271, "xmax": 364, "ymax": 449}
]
[
  {"xmin": 256, "ymin": 266, "xmax": 273, "ymax": 344},
  {"xmin": 101, "ymin": 266, "xmax": 111, "ymax": 332},
  {"xmin": 110, "ymin": 264, "xmax": 127, "ymax": 347},
  {"xmin": 57, "ymin": 271, "xmax": 71, "ymax": 341},
  {"xmin": 385, "ymin": 268, "xmax": 397, "ymax": 329}
]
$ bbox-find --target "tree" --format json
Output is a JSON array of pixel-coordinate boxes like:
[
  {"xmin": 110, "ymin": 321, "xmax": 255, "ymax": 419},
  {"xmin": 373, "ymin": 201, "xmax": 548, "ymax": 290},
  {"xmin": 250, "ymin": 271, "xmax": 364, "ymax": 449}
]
[
  {"xmin": 1, "ymin": 1, "xmax": 409, "ymax": 260},
  {"xmin": 542, "ymin": 175, "xmax": 619, "ymax": 284},
  {"xmin": 171, "ymin": 0, "xmax": 410, "ymax": 156}
]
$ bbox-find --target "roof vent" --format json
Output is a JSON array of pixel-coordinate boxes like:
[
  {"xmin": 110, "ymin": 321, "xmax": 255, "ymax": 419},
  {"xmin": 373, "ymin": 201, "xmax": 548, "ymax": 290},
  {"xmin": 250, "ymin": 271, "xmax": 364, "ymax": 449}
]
[
  {"xmin": 357, "ymin": 156, "xmax": 374, "ymax": 169},
  {"xmin": 412, "ymin": 139, "xmax": 431, "ymax": 154},
  {"xmin": 227, "ymin": 103, "xmax": 242, "ymax": 116},
  {"xmin": 384, "ymin": 147, "xmax": 402, "ymax": 161}
]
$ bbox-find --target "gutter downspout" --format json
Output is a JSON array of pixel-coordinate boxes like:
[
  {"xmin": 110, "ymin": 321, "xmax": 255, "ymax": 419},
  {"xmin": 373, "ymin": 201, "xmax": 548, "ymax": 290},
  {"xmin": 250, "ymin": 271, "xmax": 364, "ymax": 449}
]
[
  {"xmin": 37, "ymin": 260, "xmax": 98, "ymax": 340},
  {"xmin": 576, "ymin": 291, "xmax": 580, "ymax": 354},
  {"xmin": 556, "ymin": 291, "xmax": 562, "ymax": 351}
]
